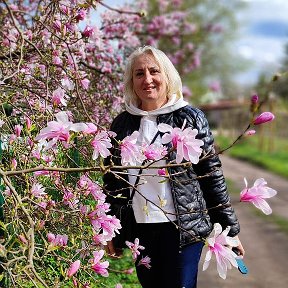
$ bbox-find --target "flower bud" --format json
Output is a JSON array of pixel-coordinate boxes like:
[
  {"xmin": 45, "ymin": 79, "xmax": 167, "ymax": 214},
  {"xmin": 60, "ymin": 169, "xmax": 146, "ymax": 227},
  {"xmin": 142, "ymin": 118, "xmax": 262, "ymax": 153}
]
[
  {"xmin": 25, "ymin": 117, "xmax": 32, "ymax": 130},
  {"xmin": 251, "ymin": 94, "xmax": 258, "ymax": 104},
  {"xmin": 124, "ymin": 268, "xmax": 134, "ymax": 274},
  {"xmin": 47, "ymin": 232, "xmax": 55, "ymax": 242},
  {"xmin": 250, "ymin": 94, "xmax": 259, "ymax": 113},
  {"xmin": 19, "ymin": 234, "xmax": 28, "ymax": 245},
  {"xmin": 253, "ymin": 112, "xmax": 275, "ymax": 125},
  {"xmin": 82, "ymin": 25, "xmax": 94, "ymax": 38},
  {"xmin": 67, "ymin": 260, "xmax": 81, "ymax": 278},
  {"xmin": 14, "ymin": 124, "xmax": 22, "ymax": 137},
  {"xmin": 245, "ymin": 130, "xmax": 256, "ymax": 136},
  {"xmin": 11, "ymin": 158, "xmax": 17, "ymax": 170}
]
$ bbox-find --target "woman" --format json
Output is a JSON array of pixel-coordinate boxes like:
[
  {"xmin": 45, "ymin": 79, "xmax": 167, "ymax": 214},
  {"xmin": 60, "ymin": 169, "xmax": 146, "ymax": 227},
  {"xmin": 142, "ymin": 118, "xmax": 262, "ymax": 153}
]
[{"xmin": 104, "ymin": 46, "xmax": 244, "ymax": 288}]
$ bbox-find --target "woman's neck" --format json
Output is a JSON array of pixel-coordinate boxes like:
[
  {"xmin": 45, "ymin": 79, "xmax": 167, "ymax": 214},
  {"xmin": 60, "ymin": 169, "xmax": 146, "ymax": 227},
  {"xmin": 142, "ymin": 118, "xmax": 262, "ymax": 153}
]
[{"xmin": 140, "ymin": 98, "xmax": 168, "ymax": 111}]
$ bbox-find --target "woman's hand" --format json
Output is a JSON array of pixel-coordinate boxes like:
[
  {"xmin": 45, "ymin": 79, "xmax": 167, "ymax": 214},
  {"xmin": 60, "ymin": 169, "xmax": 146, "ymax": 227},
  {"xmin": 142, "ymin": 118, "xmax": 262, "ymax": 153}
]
[{"xmin": 233, "ymin": 235, "xmax": 245, "ymax": 257}]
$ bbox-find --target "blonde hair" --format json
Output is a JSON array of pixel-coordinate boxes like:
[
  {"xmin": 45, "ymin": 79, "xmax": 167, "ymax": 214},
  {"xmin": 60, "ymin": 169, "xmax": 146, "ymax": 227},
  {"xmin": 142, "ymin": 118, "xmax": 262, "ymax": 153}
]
[{"xmin": 124, "ymin": 46, "xmax": 183, "ymax": 105}]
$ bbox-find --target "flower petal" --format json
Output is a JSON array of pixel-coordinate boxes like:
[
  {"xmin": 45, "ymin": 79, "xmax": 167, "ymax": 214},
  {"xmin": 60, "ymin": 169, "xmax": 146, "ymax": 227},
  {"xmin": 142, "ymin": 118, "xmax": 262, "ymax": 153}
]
[{"xmin": 158, "ymin": 123, "xmax": 173, "ymax": 133}]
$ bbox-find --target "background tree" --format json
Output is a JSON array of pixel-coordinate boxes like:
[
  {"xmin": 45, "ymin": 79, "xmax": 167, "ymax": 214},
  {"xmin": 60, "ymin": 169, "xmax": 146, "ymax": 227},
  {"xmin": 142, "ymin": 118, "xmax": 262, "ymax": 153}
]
[
  {"xmin": 271, "ymin": 42, "xmax": 288, "ymax": 103},
  {"xmin": 134, "ymin": 0, "xmax": 247, "ymax": 103},
  {"xmin": 0, "ymin": 1, "xmax": 273, "ymax": 287}
]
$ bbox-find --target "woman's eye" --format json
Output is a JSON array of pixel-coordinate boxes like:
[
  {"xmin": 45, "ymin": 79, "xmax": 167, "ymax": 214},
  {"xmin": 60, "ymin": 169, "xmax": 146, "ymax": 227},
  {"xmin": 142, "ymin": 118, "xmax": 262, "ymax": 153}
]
[
  {"xmin": 136, "ymin": 72, "xmax": 143, "ymax": 76},
  {"xmin": 151, "ymin": 69, "xmax": 159, "ymax": 74}
]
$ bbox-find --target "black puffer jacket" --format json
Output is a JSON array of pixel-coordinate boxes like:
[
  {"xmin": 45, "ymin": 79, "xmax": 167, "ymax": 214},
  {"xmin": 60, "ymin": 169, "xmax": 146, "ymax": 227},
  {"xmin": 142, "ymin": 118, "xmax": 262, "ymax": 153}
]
[{"xmin": 103, "ymin": 105, "xmax": 240, "ymax": 247}]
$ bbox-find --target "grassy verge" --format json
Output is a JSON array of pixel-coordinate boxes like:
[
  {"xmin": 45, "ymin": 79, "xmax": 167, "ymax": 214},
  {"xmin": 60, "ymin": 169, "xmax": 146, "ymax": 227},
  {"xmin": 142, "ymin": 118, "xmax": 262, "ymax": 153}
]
[
  {"xmin": 215, "ymin": 134, "xmax": 288, "ymax": 179},
  {"xmin": 101, "ymin": 249, "xmax": 141, "ymax": 288},
  {"xmin": 253, "ymin": 210, "xmax": 288, "ymax": 236},
  {"xmin": 225, "ymin": 178, "xmax": 239, "ymax": 196},
  {"xmin": 218, "ymin": 131, "xmax": 288, "ymax": 235}
]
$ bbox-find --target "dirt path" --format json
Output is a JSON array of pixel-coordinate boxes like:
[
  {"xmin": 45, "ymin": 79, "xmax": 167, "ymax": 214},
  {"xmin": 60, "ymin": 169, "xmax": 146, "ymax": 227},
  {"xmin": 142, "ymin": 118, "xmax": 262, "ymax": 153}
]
[{"xmin": 198, "ymin": 155, "xmax": 288, "ymax": 288}]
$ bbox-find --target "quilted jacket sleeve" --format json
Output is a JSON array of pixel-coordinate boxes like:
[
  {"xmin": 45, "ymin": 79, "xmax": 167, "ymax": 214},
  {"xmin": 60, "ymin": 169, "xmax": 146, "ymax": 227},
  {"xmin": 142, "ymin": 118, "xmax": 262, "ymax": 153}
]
[
  {"xmin": 192, "ymin": 109, "xmax": 240, "ymax": 236},
  {"xmin": 102, "ymin": 114, "xmax": 131, "ymax": 217}
]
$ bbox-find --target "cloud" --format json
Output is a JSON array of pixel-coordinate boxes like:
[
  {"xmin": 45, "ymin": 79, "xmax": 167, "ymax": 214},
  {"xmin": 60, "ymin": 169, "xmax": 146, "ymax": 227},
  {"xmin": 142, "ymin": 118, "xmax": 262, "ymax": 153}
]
[{"xmin": 234, "ymin": 0, "xmax": 288, "ymax": 84}]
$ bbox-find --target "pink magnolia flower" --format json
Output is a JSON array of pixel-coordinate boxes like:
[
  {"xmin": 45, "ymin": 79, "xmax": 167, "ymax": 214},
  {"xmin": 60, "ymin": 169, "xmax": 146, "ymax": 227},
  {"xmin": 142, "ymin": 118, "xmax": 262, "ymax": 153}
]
[
  {"xmin": 78, "ymin": 175, "xmax": 106, "ymax": 202},
  {"xmin": 0, "ymin": 119, "xmax": 5, "ymax": 127},
  {"xmin": 89, "ymin": 211, "xmax": 121, "ymax": 240},
  {"xmin": 92, "ymin": 233, "xmax": 115, "ymax": 246},
  {"xmin": 61, "ymin": 76, "xmax": 74, "ymax": 90},
  {"xmin": 121, "ymin": 131, "xmax": 145, "ymax": 166},
  {"xmin": 67, "ymin": 260, "xmax": 81, "ymax": 278},
  {"xmin": 35, "ymin": 111, "xmax": 87, "ymax": 149},
  {"xmin": 53, "ymin": 20, "xmax": 61, "ymax": 32},
  {"xmin": 101, "ymin": 62, "xmax": 112, "ymax": 74},
  {"xmin": 31, "ymin": 183, "xmax": 47, "ymax": 198},
  {"xmin": 158, "ymin": 121, "xmax": 204, "ymax": 164},
  {"xmin": 11, "ymin": 158, "xmax": 17, "ymax": 170},
  {"xmin": 34, "ymin": 170, "xmax": 50, "ymax": 176},
  {"xmin": 115, "ymin": 284, "xmax": 123, "ymax": 288},
  {"xmin": 80, "ymin": 78, "xmax": 90, "ymax": 90},
  {"xmin": 182, "ymin": 86, "xmax": 192, "ymax": 98},
  {"xmin": 157, "ymin": 168, "xmax": 166, "ymax": 176},
  {"xmin": 253, "ymin": 112, "xmax": 275, "ymax": 125},
  {"xmin": 63, "ymin": 189, "xmax": 79, "ymax": 209},
  {"xmin": 125, "ymin": 238, "xmax": 145, "ymax": 261},
  {"xmin": 9, "ymin": 134, "xmax": 17, "ymax": 144},
  {"xmin": 52, "ymin": 87, "xmax": 69, "ymax": 107},
  {"xmin": 37, "ymin": 201, "xmax": 48, "ymax": 210},
  {"xmin": 82, "ymin": 25, "xmax": 94, "ymax": 38},
  {"xmin": 193, "ymin": 51, "xmax": 201, "ymax": 68},
  {"xmin": 209, "ymin": 81, "xmax": 221, "ymax": 93},
  {"xmin": 143, "ymin": 143, "xmax": 167, "ymax": 161},
  {"xmin": 52, "ymin": 55, "xmax": 62, "ymax": 66},
  {"xmin": 90, "ymin": 250, "xmax": 109, "ymax": 277},
  {"xmin": 3, "ymin": 186, "xmax": 11, "ymax": 196},
  {"xmin": 203, "ymin": 223, "xmax": 239, "ymax": 279},
  {"xmin": 59, "ymin": 4, "xmax": 69, "ymax": 15},
  {"xmin": 14, "ymin": 124, "xmax": 22, "ymax": 137},
  {"xmin": 25, "ymin": 117, "xmax": 32, "ymax": 130},
  {"xmin": 79, "ymin": 204, "xmax": 90, "ymax": 215},
  {"xmin": 75, "ymin": 9, "xmax": 87, "ymax": 21},
  {"xmin": 84, "ymin": 123, "xmax": 98, "ymax": 134},
  {"xmin": 91, "ymin": 131, "xmax": 112, "ymax": 160},
  {"xmin": 47, "ymin": 233, "xmax": 68, "ymax": 248},
  {"xmin": 240, "ymin": 178, "xmax": 277, "ymax": 215},
  {"xmin": 137, "ymin": 255, "xmax": 152, "ymax": 269}
]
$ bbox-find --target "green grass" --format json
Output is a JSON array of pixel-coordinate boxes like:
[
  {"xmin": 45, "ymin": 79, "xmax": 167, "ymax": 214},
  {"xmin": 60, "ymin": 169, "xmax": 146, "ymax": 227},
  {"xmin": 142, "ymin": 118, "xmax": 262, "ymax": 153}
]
[
  {"xmin": 100, "ymin": 249, "xmax": 141, "ymax": 288},
  {"xmin": 216, "ymin": 134, "xmax": 288, "ymax": 235},
  {"xmin": 2, "ymin": 249, "xmax": 140, "ymax": 288},
  {"xmin": 254, "ymin": 210, "xmax": 288, "ymax": 235},
  {"xmin": 215, "ymin": 134, "xmax": 288, "ymax": 179}
]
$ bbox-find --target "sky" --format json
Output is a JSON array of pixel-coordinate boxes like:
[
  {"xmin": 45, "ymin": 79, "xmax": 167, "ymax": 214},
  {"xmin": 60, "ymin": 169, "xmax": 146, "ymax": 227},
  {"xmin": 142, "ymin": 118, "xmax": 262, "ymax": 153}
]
[
  {"xmin": 235, "ymin": 0, "xmax": 288, "ymax": 85},
  {"xmin": 98, "ymin": 0, "xmax": 288, "ymax": 86}
]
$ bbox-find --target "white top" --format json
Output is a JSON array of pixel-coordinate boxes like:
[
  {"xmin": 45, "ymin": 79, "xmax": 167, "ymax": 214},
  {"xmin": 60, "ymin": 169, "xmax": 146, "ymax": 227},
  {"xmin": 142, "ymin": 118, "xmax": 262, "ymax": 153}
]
[
  {"xmin": 128, "ymin": 115, "xmax": 177, "ymax": 223},
  {"xmin": 125, "ymin": 94, "xmax": 189, "ymax": 223}
]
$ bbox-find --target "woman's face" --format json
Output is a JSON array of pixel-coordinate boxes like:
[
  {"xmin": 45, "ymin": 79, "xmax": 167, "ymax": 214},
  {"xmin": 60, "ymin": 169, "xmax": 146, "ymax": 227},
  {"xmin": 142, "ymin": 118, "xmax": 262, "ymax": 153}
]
[{"xmin": 132, "ymin": 53, "xmax": 168, "ymax": 111}]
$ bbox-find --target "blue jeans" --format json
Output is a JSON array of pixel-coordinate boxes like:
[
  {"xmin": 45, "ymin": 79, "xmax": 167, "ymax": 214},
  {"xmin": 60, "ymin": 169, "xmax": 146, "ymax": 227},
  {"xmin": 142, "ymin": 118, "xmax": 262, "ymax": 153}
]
[{"xmin": 135, "ymin": 222, "xmax": 204, "ymax": 288}]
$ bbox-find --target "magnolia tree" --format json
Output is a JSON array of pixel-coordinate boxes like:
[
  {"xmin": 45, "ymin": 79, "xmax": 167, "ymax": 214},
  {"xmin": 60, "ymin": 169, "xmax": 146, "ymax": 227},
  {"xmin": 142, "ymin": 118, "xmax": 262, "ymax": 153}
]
[{"xmin": 0, "ymin": 0, "xmax": 277, "ymax": 287}]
